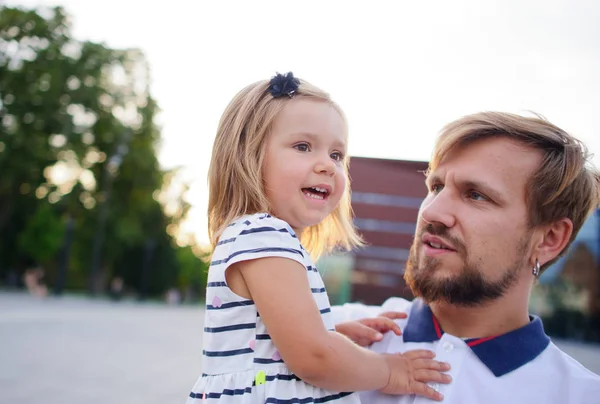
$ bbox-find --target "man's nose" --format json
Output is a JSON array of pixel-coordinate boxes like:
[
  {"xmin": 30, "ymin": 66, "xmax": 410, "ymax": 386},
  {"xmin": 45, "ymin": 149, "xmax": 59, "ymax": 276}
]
[{"xmin": 419, "ymin": 189, "xmax": 456, "ymax": 229}]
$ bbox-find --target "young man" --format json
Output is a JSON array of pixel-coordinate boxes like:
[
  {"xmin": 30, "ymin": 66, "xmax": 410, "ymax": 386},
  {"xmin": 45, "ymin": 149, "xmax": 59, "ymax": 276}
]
[{"xmin": 334, "ymin": 112, "xmax": 600, "ymax": 403}]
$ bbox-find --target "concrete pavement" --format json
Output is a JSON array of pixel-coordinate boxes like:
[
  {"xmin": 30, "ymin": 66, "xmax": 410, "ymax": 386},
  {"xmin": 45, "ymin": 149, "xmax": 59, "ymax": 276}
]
[{"xmin": 2, "ymin": 291, "xmax": 600, "ymax": 404}]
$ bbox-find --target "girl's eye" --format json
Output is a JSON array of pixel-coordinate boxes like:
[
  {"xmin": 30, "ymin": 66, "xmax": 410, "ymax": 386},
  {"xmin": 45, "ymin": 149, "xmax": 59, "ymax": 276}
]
[
  {"xmin": 294, "ymin": 143, "xmax": 310, "ymax": 152},
  {"xmin": 331, "ymin": 151, "xmax": 344, "ymax": 161}
]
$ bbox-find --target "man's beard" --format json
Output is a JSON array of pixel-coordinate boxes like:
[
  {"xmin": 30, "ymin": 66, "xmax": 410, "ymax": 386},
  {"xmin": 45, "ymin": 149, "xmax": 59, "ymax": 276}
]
[{"xmin": 404, "ymin": 222, "xmax": 529, "ymax": 307}]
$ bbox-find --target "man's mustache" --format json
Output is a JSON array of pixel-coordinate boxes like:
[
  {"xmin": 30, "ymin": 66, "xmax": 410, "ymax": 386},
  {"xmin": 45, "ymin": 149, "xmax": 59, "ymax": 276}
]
[{"xmin": 418, "ymin": 222, "xmax": 467, "ymax": 257}]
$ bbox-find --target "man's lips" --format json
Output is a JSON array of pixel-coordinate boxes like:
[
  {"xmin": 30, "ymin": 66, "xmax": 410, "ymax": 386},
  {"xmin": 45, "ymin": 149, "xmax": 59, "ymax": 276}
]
[{"xmin": 422, "ymin": 233, "xmax": 456, "ymax": 251}]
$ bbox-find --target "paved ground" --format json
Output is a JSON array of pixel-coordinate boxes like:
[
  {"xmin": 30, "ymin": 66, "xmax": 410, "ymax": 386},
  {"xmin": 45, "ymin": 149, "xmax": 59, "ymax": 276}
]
[
  {"xmin": 1, "ymin": 292, "xmax": 204, "ymax": 404},
  {"xmin": 2, "ymin": 291, "xmax": 600, "ymax": 404}
]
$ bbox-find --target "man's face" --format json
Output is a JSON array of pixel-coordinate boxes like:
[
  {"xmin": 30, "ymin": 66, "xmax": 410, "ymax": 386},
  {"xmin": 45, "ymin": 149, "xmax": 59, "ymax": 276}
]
[{"xmin": 405, "ymin": 137, "xmax": 542, "ymax": 306}]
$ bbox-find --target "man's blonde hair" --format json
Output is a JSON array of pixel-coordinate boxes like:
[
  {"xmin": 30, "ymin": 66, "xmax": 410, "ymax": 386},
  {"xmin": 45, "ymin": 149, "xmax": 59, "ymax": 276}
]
[
  {"xmin": 429, "ymin": 111, "xmax": 600, "ymax": 272},
  {"xmin": 207, "ymin": 76, "xmax": 363, "ymax": 259}
]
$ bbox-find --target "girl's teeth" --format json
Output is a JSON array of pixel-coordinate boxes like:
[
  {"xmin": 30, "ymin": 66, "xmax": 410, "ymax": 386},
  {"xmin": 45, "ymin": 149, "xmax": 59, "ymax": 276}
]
[{"xmin": 304, "ymin": 191, "xmax": 324, "ymax": 200}]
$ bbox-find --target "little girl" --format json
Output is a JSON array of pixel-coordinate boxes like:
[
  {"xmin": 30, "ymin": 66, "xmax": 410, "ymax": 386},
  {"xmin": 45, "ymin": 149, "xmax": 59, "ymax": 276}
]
[{"xmin": 186, "ymin": 72, "xmax": 451, "ymax": 403}]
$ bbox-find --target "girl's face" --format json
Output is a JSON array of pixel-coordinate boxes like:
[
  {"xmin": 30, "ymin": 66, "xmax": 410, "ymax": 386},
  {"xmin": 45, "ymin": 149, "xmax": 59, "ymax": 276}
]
[{"xmin": 262, "ymin": 98, "xmax": 347, "ymax": 235}]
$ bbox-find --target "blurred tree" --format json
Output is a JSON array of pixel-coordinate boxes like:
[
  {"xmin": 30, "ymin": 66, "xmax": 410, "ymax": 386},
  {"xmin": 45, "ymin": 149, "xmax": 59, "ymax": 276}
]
[
  {"xmin": 17, "ymin": 203, "xmax": 65, "ymax": 265},
  {"xmin": 176, "ymin": 245, "xmax": 210, "ymax": 302},
  {"xmin": 0, "ymin": 5, "xmax": 205, "ymax": 299}
]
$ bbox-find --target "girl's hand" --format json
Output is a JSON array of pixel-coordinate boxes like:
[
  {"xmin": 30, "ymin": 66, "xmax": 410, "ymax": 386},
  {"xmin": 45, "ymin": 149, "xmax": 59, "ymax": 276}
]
[
  {"xmin": 381, "ymin": 350, "xmax": 452, "ymax": 401},
  {"xmin": 336, "ymin": 311, "xmax": 407, "ymax": 346}
]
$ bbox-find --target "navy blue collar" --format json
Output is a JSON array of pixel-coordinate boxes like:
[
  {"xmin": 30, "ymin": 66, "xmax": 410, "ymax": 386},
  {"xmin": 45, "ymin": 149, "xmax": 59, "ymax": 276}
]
[{"xmin": 402, "ymin": 299, "xmax": 550, "ymax": 377}]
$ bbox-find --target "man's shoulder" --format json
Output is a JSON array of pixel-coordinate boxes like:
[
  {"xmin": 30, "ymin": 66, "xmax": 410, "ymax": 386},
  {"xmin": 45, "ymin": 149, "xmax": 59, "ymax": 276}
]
[
  {"xmin": 546, "ymin": 342, "xmax": 600, "ymax": 376},
  {"xmin": 380, "ymin": 296, "xmax": 414, "ymax": 313},
  {"xmin": 331, "ymin": 297, "xmax": 414, "ymax": 324},
  {"xmin": 540, "ymin": 342, "xmax": 600, "ymax": 390}
]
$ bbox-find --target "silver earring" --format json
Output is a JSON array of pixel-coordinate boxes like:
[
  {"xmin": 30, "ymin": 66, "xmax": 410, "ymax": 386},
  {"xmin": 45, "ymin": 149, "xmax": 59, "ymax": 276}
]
[{"xmin": 532, "ymin": 259, "xmax": 540, "ymax": 277}]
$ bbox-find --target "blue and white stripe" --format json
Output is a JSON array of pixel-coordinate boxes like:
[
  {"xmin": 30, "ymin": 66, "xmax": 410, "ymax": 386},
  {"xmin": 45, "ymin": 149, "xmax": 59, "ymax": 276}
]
[{"xmin": 186, "ymin": 213, "xmax": 359, "ymax": 403}]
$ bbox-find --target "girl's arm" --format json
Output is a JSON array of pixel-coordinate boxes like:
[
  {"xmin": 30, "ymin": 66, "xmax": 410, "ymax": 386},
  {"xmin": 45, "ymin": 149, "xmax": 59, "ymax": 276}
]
[{"xmin": 234, "ymin": 257, "xmax": 448, "ymax": 396}]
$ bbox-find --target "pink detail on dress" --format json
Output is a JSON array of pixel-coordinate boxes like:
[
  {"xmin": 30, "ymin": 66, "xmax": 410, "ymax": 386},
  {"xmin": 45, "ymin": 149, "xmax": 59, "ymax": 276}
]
[{"xmin": 212, "ymin": 295, "xmax": 222, "ymax": 308}]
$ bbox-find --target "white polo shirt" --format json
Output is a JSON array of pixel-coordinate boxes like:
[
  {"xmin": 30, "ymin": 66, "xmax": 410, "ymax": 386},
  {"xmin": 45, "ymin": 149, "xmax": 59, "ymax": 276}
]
[{"xmin": 332, "ymin": 297, "xmax": 600, "ymax": 404}]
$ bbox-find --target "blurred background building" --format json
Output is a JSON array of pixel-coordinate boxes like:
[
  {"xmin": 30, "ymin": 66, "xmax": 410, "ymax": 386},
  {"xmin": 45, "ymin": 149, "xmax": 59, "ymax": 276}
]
[{"xmin": 348, "ymin": 157, "xmax": 427, "ymax": 304}]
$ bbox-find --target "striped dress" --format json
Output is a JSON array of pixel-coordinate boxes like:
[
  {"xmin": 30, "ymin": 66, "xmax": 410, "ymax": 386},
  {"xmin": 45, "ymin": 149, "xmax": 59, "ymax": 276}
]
[{"xmin": 187, "ymin": 213, "xmax": 361, "ymax": 404}]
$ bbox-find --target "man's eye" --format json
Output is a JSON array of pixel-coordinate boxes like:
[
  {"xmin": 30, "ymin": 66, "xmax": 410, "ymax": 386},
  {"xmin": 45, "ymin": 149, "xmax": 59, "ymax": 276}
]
[
  {"xmin": 431, "ymin": 184, "xmax": 443, "ymax": 193},
  {"xmin": 469, "ymin": 191, "xmax": 487, "ymax": 201}
]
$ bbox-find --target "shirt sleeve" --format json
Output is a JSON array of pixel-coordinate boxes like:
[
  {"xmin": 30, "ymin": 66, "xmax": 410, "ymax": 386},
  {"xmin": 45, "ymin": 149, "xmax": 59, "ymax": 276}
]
[
  {"xmin": 330, "ymin": 302, "xmax": 383, "ymax": 323},
  {"xmin": 217, "ymin": 214, "xmax": 306, "ymax": 270},
  {"xmin": 331, "ymin": 297, "xmax": 413, "ymax": 324}
]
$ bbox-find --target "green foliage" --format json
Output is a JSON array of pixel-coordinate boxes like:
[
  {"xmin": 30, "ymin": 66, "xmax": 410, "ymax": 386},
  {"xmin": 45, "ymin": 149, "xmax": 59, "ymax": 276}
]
[
  {"xmin": 0, "ymin": 5, "xmax": 206, "ymax": 299},
  {"xmin": 177, "ymin": 246, "xmax": 209, "ymax": 290},
  {"xmin": 17, "ymin": 204, "xmax": 65, "ymax": 264}
]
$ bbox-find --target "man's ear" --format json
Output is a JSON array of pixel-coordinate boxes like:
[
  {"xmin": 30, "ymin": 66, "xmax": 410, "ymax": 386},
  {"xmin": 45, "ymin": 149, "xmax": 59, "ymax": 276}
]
[{"xmin": 534, "ymin": 218, "xmax": 573, "ymax": 266}]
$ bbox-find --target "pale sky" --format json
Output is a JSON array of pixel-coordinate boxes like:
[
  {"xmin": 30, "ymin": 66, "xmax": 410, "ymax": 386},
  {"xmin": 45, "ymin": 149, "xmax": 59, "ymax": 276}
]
[{"xmin": 9, "ymin": 0, "xmax": 600, "ymax": 245}]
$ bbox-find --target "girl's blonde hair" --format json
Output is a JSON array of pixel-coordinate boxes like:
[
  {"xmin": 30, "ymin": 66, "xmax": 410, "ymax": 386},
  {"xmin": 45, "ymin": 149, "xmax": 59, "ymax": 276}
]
[{"xmin": 207, "ymin": 75, "xmax": 363, "ymax": 259}]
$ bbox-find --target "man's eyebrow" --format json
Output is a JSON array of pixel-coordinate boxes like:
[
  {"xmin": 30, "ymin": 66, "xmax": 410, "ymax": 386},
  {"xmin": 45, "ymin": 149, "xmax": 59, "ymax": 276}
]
[{"xmin": 424, "ymin": 173, "xmax": 441, "ymax": 186}]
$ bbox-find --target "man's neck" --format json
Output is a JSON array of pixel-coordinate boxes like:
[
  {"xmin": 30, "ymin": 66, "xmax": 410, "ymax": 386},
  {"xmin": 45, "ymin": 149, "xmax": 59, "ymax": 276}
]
[{"xmin": 428, "ymin": 290, "xmax": 531, "ymax": 339}]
